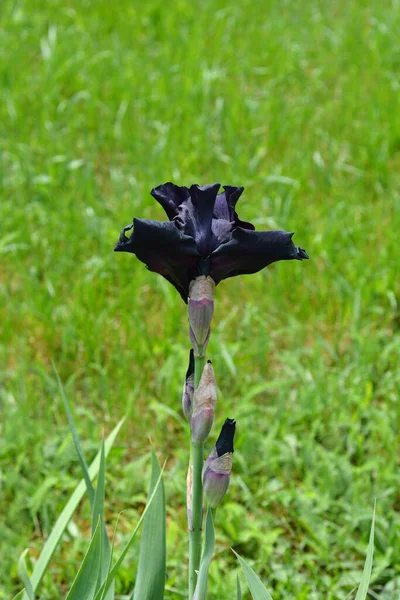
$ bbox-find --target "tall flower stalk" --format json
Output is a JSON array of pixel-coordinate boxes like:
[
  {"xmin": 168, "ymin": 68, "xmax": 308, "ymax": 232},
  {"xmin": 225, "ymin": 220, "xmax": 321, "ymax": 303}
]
[
  {"xmin": 187, "ymin": 278, "xmax": 216, "ymax": 596},
  {"xmin": 115, "ymin": 182, "xmax": 308, "ymax": 598}
]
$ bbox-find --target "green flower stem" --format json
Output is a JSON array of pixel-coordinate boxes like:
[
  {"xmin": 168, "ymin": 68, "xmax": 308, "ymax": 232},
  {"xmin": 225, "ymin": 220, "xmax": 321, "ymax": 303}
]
[
  {"xmin": 194, "ymin": 354, "xmax": 205, "ymax": 388},
  {"xmin": 188, "ymin": 353, "xmax": 205, "ymax": 599}
]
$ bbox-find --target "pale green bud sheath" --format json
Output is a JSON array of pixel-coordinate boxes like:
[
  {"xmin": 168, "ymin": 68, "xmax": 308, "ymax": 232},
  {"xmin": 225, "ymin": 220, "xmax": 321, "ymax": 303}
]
[
  {"xmin": 188, "ymin": 276, "xmax": 215, "ymax": 358},
  {"xmin": 191, "ymin": 361, "xmax": 217, "ymax": 443}
]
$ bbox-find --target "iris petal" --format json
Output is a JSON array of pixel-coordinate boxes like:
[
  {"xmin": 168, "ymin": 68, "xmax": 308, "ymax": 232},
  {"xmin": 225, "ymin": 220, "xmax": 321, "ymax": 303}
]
[
  {"xmin": 114, "ymin": 218, "xmax": 200, "ymax": 302},
  {"xmin": 213, "ymin": 190, "xmax": 234, "ymax": 221},
  {"xmin": 221, "ymin": 186, "xmax": 254, "ymax": 230},
  {"xmin": 223, "ymin": 186, "xmax": 244, "ymax": 209},
  {"xmin": 210, "ymin": 228, "xmax": 309, "ymax": 285},
  {"xmin": 150, "ymin": 182, "xmax": 190, "ymax": 220},
  {"xmin": 188, "ymin": 183, "xmax": 221, "ymax": 256}
]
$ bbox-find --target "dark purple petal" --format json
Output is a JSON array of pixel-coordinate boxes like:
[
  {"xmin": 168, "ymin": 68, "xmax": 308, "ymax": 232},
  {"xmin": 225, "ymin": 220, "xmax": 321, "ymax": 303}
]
[
  {"xmin": 186, "ymin": 183, "xmax": 221, "ymax": 256},
  {"xmin": 223, "ymin": 185, "xmax": 244, "ymax": 209},
  {"xmin": 210, "ymin": 228, "xmax": 309, "ymax": 285},
  {"xmin": 211, "ymin": 218, "xmax": 233, "ymax": 247},
  {"xmin": 114, "ymin": 218, "xmax": 200, "ymax": 302},
  {"xmin": 186, "ymin": 348, "xmax": 195, "ymax": 381},
  {"xmin": 233, "ymin": 212, "xmax": 255, "ymax": 230},
  {"xmin": 150, "ymin": 182, "xmax": 190, "ymax": 220},
  {"xmin": 213, "ymin": 190, "xmax": 234, "ymax": 221},
  {"xmin": 215, "ymin": 418, "xmax": 236, "ymax": 456},
  {"xmin": 213, "ymin": 186, "xmax": 244, "ymax": 222},
  {"xmin": 219, "ymin": 186, "xmax": 255, "ymax": 230}
]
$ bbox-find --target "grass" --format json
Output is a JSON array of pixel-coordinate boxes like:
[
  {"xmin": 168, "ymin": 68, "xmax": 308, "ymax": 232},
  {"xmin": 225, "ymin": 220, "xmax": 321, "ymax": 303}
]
[{"xmin": 1, "ymin": 0, "xmax": 400, "ymax": 597}]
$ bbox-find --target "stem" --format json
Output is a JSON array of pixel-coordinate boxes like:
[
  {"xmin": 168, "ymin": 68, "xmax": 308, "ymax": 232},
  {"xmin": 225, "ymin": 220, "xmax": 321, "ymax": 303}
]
[
  {"xmin": 194, "ymin": 354, "xmax": 205, "ymax": 388},
  {"xmin": 188, "ymin": 354, "xmax": 205, "ymax": 599}
]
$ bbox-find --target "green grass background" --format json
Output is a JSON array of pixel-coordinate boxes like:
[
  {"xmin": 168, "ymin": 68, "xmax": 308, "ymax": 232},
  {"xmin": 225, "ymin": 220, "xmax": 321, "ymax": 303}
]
[{"xmin": 1, "ymin": 0, "xmax": 400, "ymax": 597}]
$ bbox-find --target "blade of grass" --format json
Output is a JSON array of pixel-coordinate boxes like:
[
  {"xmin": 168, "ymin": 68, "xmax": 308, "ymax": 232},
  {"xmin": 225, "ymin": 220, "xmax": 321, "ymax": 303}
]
[
  {"xmin": 233, "ymin": 550, "xmax": 274, "ymax": 600},
  {"xmin": 354, "ymin": 505, "xmax": 376, "ymax": 600},
  {"xmin": 12, "ymin": 591, "xmax": 26, "ymax": 600},
  {"xmin": 91, "ymin": 439, "xmax": 114, "ymax": 599},
  {"xmin": 93, "ymin": 463, "xmax": 166, "ymax": 600},
  {"xmin": 237, "ymin": 575, "xmax": 242, "ymax": 600},
  {"xmin": 22, "ymin": 418, "xmax": 124, "ymax": 600},
  {"xmin": 132, "ymin": 448, "xmax": 166, "ymax": 600},
  {"xmin": 192, "ymin": 509, "xmax": 215, "ymax": 600},
  {"xmin": 99, "ymin": 512, "xmax": 124, "ymax": 600},
  {"xmin": 17, "ymin": 550, "xmax": 33, "ymax": 600},
  {"xmin": 53, "ymin": 364, "xmax": 95, "ymax": 507},
  {"xmin": 65, "ymin": 519, "xmax": 102, "ymax": 600}
]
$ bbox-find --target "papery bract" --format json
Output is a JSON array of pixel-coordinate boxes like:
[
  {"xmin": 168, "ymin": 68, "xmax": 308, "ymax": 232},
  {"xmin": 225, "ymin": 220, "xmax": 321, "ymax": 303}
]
[{"xmin": 191, "ymin": 361, "xmax": 217, "ymax": 443}]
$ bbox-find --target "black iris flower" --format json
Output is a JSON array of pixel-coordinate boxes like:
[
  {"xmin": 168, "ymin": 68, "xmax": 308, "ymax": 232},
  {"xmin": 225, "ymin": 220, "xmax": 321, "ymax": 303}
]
[{"xmin": 115, "ymin": 183, "xmax": 308, "ymax": 302}]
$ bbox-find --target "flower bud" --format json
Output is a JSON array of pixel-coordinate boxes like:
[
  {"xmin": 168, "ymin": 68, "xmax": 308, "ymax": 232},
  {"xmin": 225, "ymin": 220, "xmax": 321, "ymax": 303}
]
[
  {"xmin": 188, "ymin": 276, "xmax": 215, "ymax": 357},
  {"xmin": 191, "ymin": 361, "xmax": 217, "ymax": 443},
  {"xmin": 182, "ymin": 349, "xmax": 195, "ymax": 421},
  {"xmin": 203, "ymin": 418, "xmax": 235, "ymax": 508}
]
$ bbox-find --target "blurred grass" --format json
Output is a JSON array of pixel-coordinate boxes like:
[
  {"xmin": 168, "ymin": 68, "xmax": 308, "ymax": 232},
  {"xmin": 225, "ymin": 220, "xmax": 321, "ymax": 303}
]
[{"xmin": 1, "ymin": 0, "xmax": 400, "ymax": 598}]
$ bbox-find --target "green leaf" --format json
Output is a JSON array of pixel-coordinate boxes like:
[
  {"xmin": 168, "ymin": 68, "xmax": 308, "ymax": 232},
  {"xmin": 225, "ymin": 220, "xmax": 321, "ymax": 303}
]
[
  {"xmin": 91, "ymin": 439, "xmax": 106, "ymax": 535},
  {"xmin": 54, "ymin": 364, "xmax": 95, "ymax": 507},
  {"xmin": 237, "ymin": 575, "xmax": 242, "ymax": 600},
  {"xmin": 22, "ymin": 418, "xmax": 124, "ymax": 600},
  {"xmin": 93, "ymin": 463, "xmax": 165, "ymax": 600},
  {"xmin": 91, "ymin": 440, "xmax": 114, "ymax": 599},
  {"xmin": 65, "ymin": 519, "xmax": 102, "ymax": 600},
  {"xmin": 17, "ymin": 550, "xmax": 34, "ymax": 600},
  {"xmin": 133, "ymin": 448, "xmax": 166, "ymax": 600},
  {"xmin": 233, "ymin": 550, "xmax": 274, "ymax": 600},
  {"xmin": 193, "ymin": 509, "xmax": 215, "ymax": 600},
  {"xmin": 12, "ymin": 591, "xmax": 26, "ymax": 600},
  {"xmin": 354, "ymin": 507, "xmax": 375, "ymax": 600},
  {"xmin": 98, "ymin": 513, "xmax": 122, "ymax": 600}
]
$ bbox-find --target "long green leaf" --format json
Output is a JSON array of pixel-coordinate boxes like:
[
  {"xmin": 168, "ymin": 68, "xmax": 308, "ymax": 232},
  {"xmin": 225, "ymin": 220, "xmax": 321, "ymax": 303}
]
[
  {"xmin": 237, "ymin": 575, "xmax": 242, "ymax": 600},
  {"xmin": 133, "ymin": 448, "xmax": 166, "ymax": 600},
  {"xmin": 65, "ymin": 519, "xmax": 102, "ymax": 600},
  {"xmin": 12, "ymin": 591, "xmax": 26, "ymax": 600},
  {"xmin": 193, "ymin": 509, "xmax": 215, "ymax": 600},
  {"xmin": 92, "ymin": 440, "xmax": 106, "ymax": 537},
  {"xmin": 91, "ymin": 440, "xmax": 114, "ymax": 599},
  {"xmin": 56, "ymin": 367, "xmax": 114, "ymax": 598},
  {"xmin": 22, "ymin": 418, "xmax": 124, "ymax": 600},
  {"xmin": 17, "ymin": 550, "xmax": 33, "ymax": 600},
  {"xmin": 233, "ymin": 550, "xmax": 274, "ymax": 600},
  {"xmin": 99, "ymin": 512, "xmax": 123, "ymax": 600},
  {"xmin": 354, "ymin": 507, "xmax": 375, "ymax": 600},
  {"xmin": 54, "ymin": 365, "xmax": 95, "ymax": 507},
  {"xmin": 93, "ymin": 464, "xmax": 165, "ymax": 600}
]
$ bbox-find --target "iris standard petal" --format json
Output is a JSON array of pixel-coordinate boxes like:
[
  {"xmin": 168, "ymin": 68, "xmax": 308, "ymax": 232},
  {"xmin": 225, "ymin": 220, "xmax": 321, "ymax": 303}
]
[
  {"xmin": 221, "ymin": 185, "xmax": 254, "ymax": 230},
  {"xmin": 210, "ymin": 228, "xmax": 309, "ymax": 284},
  {"xmin": 223, "ymin": 186, "xmax": 244, "ymax": 209},
  {"xmin": 150, "ymin": 182, "xmax": 190, "ymax": 220},
  {"xmin": 213, "ymin": 189, "xmax": 234, "ymax": 221},
  {"xmin": 187, "ymin": 183, "xmax": 221, "ymax": 256},
  {"xmin": 114, "ymin": 218, "xmax": 200, "ymax": 301}
]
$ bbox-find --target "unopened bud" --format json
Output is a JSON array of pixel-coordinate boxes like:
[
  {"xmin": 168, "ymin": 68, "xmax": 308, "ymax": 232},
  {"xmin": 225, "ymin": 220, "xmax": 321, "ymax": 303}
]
[
  {"xmin": 188, "ymin": 276, "xmax": 215, "ymax": 357},
  {"xmin": 182, "ymin": 349, "xmax": 195, "ymax": 421},
  {"xmin": 203, "ymin": 418, "xmax": 235, "ymax": 508},
  {"xmin": 191, "ymin": 361, "xmax": 217, "ymax": 443}
]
